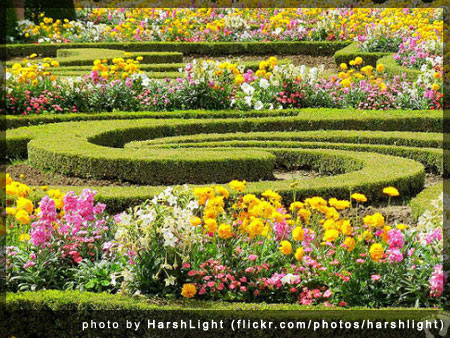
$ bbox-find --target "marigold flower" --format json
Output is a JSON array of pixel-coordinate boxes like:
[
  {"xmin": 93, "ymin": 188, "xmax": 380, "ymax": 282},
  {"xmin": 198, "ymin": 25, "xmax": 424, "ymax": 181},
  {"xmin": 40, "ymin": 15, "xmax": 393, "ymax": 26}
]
[
  {"xmin": 383, "ymin": 186, "xmax": 399, "ymax": 197},
  {"xmin": 228, "ymin": 180, "xmax": 246, "ymax": 192},
  {"xmin": 218, "ymin": 223, "xmax": 233, "ymax": 239},
  {"xmin": 204, "ymin": 218, "xmax": 217, "ymax": 233},
  {"xmin": 181, "ymin": 283, "xmax": 197, "ymax": 298},
  {"xmin": 15, "ymin": 209, "xmax": 30, "ymax": 225},
  {"xmin": 431, "ymin": 83, "xmax": 440, "ymax": 91},
  {"xmin": 376, "ymin": 63, "xmax": 385, "ymax": 72},
  {"xmin": 363, "ymin": 213, "xmax": 385, "ymax": 228},
  {"xmin": 294, "ymin": 247, "xmax": 304, "ymax": 261},
  {"xmin": 292, "ymin": 227, "xmax": 304, "ymax": 241},
  {"xmin": 323, "ymin": 229, "xmax": 339, "ymax": 242},
  {"xmin": 279, "ymin": 240, "xmax": 292, "ymax": 255},
  {"xmin": 343, "ymin": 237, "xmax": 356, "ymax": 251},
  {"xmin": 190, "ymin": 217, "xmax": 202, "ymax": 226},
  {"xmin": 351, "ymin": 193, "xmax": 367, "ymax": 203},
  {"xmin": 340, "ymin": 63, "xmax": 348, "ymax": 70},
  {"xmin": 369, "ymin": 243, "xmax": 384, "ymax": 262}
]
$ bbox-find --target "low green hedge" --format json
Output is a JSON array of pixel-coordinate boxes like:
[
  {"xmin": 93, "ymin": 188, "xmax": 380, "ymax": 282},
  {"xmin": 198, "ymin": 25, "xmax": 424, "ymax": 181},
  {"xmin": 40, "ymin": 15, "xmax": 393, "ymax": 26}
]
[
  {"xmin": 4, "ymin": 291, "xmax": 444, "ymax": 338},
  {"xmin": 4, "ymin": 40, "xmax": 351, "ymax": 59},
  {"xmin": 3, "ymin": 108, "xmax": 444, "ymax": 131},
  {"xmin": 410, "ymin": 180, "xmax": 448, "ymax": 221},
  {"xmin": 5, "ymin": 115, "xmax": 428, "ymax": 210},
  {"xmin": 377, "ymin": 55, "xmax": 422, "ymax": 81},
  {"xmin": 334, "ymin": 42, "xmax": 391, "ymax": 67},
  {"xmin": 130, "ymin": 130, "xmax": 446, "ymax": 175}
]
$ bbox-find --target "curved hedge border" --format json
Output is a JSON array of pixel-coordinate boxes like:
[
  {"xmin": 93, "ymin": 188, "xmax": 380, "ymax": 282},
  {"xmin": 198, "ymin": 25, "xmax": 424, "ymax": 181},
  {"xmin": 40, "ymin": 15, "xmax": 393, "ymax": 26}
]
[
  {"xmin": 129, "ymin": 130, "xmax": 447, "ymax": 175},
  {"xmin": 4, "ymin": 291, "xmax": 443, "ymax": 338},
  {"xmin": 377, "ymin": 54, "xmax": 422, "ymax": 81},
  {"xmin": 6, "ymin": 115, "xmax": 437, "ymax": 210},
  {"xmin": 3, "ymin": 108, "xmax": 444, "ymax": 131},
  {"xmin": 334, "ymin": 42, "xmax": 390, "ymax": 67},
  {"xmin": 410, "ymin": 180, "xmax": 448, "ymax": 221},
  {"xmin": 4, "ymin": 40, "xmax": 351, "ymax": 59},
  {"xmin": 333, "ymin": 42, "xmax": 421, "ymax": 81}
]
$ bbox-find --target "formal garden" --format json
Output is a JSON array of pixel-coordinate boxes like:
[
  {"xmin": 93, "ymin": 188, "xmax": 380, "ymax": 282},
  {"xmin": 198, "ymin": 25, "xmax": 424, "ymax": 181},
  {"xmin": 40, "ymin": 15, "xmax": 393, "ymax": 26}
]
[{"xmin": 1, "ymin": 2, "xmax": 449, "ymax": 337}]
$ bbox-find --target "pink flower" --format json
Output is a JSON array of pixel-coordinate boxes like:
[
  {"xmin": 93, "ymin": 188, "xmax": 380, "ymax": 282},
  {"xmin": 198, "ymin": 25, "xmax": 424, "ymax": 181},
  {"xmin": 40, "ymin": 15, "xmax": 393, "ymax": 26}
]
[
  {"xmin": 430, "ymin": 265, "xmax": 447, "ymax": 298},
  {"xmin": 387, "ymin": 248, "xmax": 403, "ymax": 263},
  {"xmin": 387, "ymin": 229, "xmax": 404, "ymax": 249},
  {"xmin": 248, "ymin": 254, "xmax": 258, "ymax": 261},
  {"xmin": 323, "ymin": 290, "xmax": 333, "ymax": 298},
  {"xmin": 24, "ymin": 260, "xmax": 36, "ymax": 269},
  {"xmin": 371, "ymin": 274, "xmax": 381, "ymax": 282}
]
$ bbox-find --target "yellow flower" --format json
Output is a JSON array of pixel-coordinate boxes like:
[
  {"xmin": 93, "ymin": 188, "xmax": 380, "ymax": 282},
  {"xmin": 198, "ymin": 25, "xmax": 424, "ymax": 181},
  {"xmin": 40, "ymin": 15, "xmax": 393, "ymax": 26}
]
[
  {"xmin": 15, "ymin": 209, "xmax": 30, "ymax": 225},
  {"xmin": 431, "ymin": 83, "xmax": 440, "ymax": 91},
  {"xmin": 218, "ymin": 223, "xmax": 233, "ymax": 239},
  {"xmin": 6, "ymin": 207, "xmax": 17, "ymax": 215},
  {"xmin": 351, "ymin": 193, "xmax": 367, "ymax": 203},
  {"xmin": 289, "ymin": 201, "xmax": 304, "ymax": 212},
  {"xmin": 323, "ymin": 229, "xmax": 339, "ymax": 242},
  {"xmin": 383, "ymin": 186, "xmax": 399, "ymax": 197},
  {"xmin": 16, "ymin": 197, "xmax": 34, "ymax": 214},
  {"xmin": 261, "ymin": 189, "xmax": 281, "ymax": 201},
  {"xmin": 279, "ymin": 240, "xmax": 292, "ymax": 255},
  {"xmin": 181, "ymin": 283, "xmax": 197, "ymax": 298},
  {"xmin": 228, "ymin": 180, "xmax": 246, "ymax": 192},
  {"xmin": 354, "ymin": 57, "xmax": 363, "ymax": 65},
  {"xmin": 369, "ymin": 243, "xmax": 384, "ymax": 262},
  {"xmin": 340, "ymin": 63, "xmax": 348, "ymax": 70},
  {"xmin": 247, "ymin": 218, "xmax": 265, "ymax": 238},
  {"xmin": 298, "ymin": 208, "xmax": 311, "ymax": 223},
  {"xmin": 294, "ymin": 247, "xmax": 304, "ymax": 261},
  {"xmin": 292, "ymin": 227, "xmax": 304, "ymax": 241},
  {"xmin": 190, "ymin": 217, "xmax": 202, "ymax": 226},
  {"xmin": 433, "ymin": 72, "xmax": 441, "ymax": 79},
  {"xmin": 328, "ymin": 198, "xmax": 350, "ymax": 210},
  {"xmin": 396, "ymin": 223, "xmax": 409, "ymax": 230},
  {"xmin": 19, "ymin": 233, "xmax": 31, "ymax": 242},
  {"xmin": 51, "ymin": 60, "xmax": 60, "ymax": 67},
  {"xmin": 343, "ymin": 237, "xmax": 356, "ymax": 251},
  {"xmin": 204, "ymin": 218, "xmax": 217, "ymax": 233},
  {"xmin": 29, "ymin": 53, "xmax": 37, "ymax": 59},
  {"xmin": 376, "ymin": 64, "xmax": 385, "ymax": 72},
  {"xmin": 341, "ymin": 78, "xmax": 352, "ymax": 88},
  {"xmin": 363, "ymin": 213, "xmax": 385, "ymax": 228},
  {"xmin": 234, "ymin": 74, "xmax": 244, "ymax": 85}
]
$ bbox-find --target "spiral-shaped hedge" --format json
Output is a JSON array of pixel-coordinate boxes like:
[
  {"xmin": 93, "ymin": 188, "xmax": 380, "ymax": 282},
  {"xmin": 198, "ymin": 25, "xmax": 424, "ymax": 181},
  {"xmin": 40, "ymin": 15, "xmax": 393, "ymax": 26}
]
[{"xmin": 4, "ymin": 109, "xmax": 446, "ymax": 211}]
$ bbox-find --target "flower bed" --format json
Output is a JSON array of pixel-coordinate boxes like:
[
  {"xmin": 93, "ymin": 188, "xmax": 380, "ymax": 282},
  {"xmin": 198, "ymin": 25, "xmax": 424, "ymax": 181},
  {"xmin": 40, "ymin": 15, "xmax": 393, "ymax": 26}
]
[
  {"xmin": 4, "ymin": 173, "xmax": 447, "ymax": 307},
  {"xmin": 5, "ymin": 54, "xmax": 444, "ymax": 115}
]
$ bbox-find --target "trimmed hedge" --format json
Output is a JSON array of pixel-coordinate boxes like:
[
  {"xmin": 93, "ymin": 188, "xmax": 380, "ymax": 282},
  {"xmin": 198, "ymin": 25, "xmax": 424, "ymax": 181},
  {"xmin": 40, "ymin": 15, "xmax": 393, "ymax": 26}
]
[
  {"xmin": 5, "ymin": 115, "xmax": 430, "ymax": 210},
  {"xmin": 4, "ymin": 291, "xmax": 444, "ymax": 338},
  {"xmin": 410, "ymin": 180, "xmax": 449, "ymax": 221},
  {"xmin": 4, "ymin": 40, "xmax": 351, "ymax": 59},
  {"xmin": 377, "ymin": 54, "xmax": 422, "ymax": 81},
  {"xmin": 3, "ymin": 108, "xmax": 444, "ymax": 131},
  {"xmin": 6, "ymin": 48, "xmax": 184, "ymax": 66},
  {"xmin": 130, "ymin": 130, "xmax": 447, "ymax": 175},
  {"xmin": 334, "ymin": 42, "xmax": 390, "ymax": 67}
]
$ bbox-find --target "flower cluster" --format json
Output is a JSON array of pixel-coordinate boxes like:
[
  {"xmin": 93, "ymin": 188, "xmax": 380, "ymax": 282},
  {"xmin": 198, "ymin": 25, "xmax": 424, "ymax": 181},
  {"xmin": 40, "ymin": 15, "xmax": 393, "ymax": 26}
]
[
  {"xmin": 5, "ymin": 175, "xmax": 118, "ymax": 292},
  {"xmin": 14, "ymin": 7, "xmax": 443, "ymax": 47}
]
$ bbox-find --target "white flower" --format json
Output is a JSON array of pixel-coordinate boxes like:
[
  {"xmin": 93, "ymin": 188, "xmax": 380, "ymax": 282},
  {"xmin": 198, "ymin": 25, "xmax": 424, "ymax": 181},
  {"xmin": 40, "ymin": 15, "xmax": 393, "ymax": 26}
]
[
  {"xmin": 165, "ymin": 275, "xmax": 177, "ymax": 286},
  {"xmin": 259, "ymin": 78, "xmax": 270, "ymax": 89},
  {"xmin": 241, "ymin": 82, "xmax": 255, "ymax": 95},
  {"xmin": 281, "ymin": 273, "xmax": 298, "ymax": 285},
  {"xmin": 274, "ymin": 27, "xmax": 282, "ymax": 35},
  {"xmin": 245, "ymin": 96, "xmax": 252, "ymax": 106},
  {"xmin": 254, "ymin": 100, "xmax": 264, "ymax": 110}
]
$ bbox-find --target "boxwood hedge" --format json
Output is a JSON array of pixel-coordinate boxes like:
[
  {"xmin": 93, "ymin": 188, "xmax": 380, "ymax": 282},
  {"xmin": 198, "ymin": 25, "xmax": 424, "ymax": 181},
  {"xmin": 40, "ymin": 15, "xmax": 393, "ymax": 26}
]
[
  {"xmin": 6, "ymin": 115, "xmax": 437, "ymax": 210},
  {"xmin": 334, "ymin": 42, "xmax": 391, "ymax": 67},
  {"xmin": 4, "ymin": 291, "xmax": 445, "ymax": 338},
  {"xmin": 4, "ymin": 40, "xmax": 351, "ymax": 59},
  {"xmin": 410, "ymin": 180, "xmax": 449, "ymax": 221}
]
